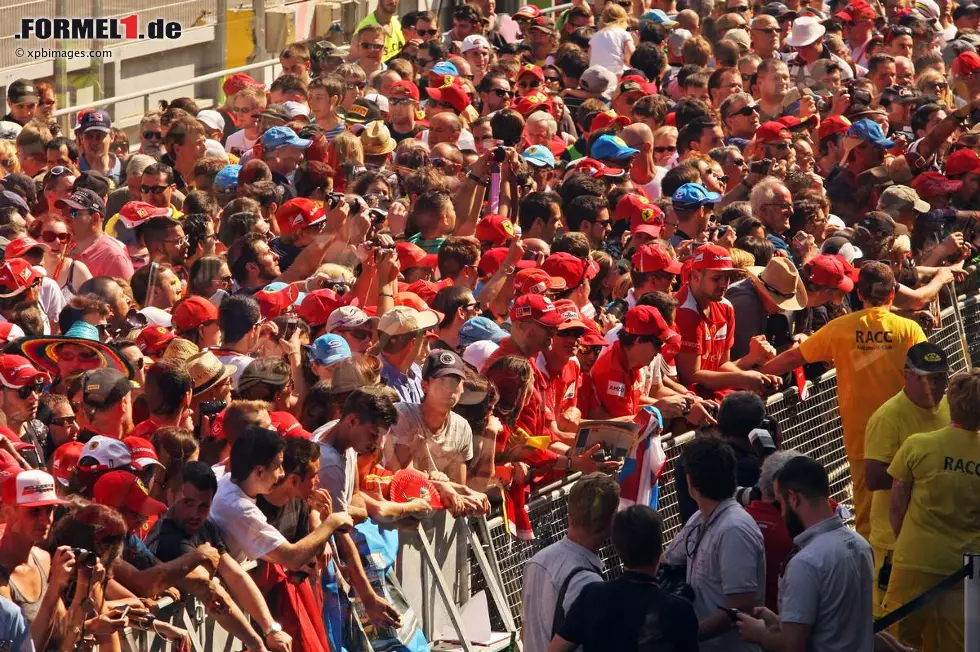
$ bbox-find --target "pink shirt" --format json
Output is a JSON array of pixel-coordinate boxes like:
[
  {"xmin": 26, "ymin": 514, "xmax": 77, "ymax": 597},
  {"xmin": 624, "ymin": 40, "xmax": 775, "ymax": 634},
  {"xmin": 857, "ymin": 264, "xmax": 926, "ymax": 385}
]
[{"xmin": 75, "ymin": 234, "xmax": 134, "ymax": 279}]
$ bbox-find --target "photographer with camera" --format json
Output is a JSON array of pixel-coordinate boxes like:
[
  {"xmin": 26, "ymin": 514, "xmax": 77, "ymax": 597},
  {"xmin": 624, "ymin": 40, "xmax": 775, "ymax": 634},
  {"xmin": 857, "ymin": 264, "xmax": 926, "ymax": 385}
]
[{"xmin": 674, "ymin": 392, "xmax": 778, "ymax": 524}]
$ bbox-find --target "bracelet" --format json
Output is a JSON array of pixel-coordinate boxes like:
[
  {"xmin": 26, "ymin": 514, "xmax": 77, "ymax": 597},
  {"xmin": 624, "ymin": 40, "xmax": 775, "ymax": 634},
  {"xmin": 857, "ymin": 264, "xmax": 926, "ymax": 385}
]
[
  {"xmin": 380, "ymin": 291, "xmax": 394, "ymax": 298},
  {"xmin": 467, "ymin": 171, "xmax": 488, "ymax": 185}
]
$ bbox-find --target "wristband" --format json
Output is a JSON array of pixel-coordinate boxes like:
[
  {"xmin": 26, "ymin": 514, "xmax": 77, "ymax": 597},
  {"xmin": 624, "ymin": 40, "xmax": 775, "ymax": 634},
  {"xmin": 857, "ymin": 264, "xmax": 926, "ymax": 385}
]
[{"xmin": 467, "ymin": 171, "xmax": 487, "ymax": 185}]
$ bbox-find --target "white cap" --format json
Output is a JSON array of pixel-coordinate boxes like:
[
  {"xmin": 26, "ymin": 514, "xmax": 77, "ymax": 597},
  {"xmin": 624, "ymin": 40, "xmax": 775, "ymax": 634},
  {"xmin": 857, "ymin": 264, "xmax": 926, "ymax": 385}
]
[
  {"xmin": 2, "ymin": 469, "xmax": 67, "ymax": 507},
  {"xmin": 0, "ymin": 121, "xmax": 22, "ymax": 140},
  {"xmin": 325, "ymin": 305, "xmax": 378, "ymax": 333},
  {"xmin": 196, "ymin": 109, "xmax": 225, "ymax": 132},
  {"xmin": 204, "ymin": 139, "xmax": 228, "ymax": 162},
  {"xmin": 668, "ymin": 29, "xmax": 692, "ymax": 54},
  {"xmin": 138, "ymin": 306, "xmax": 173, "ymax": 328},
  {"xmin": 363, "ymin": 93, "xmax": 390, "ymax": 113},
  {"xmin": 282, "ymin": 100, "xmax": 311, "ymax": 118},
  {"xmin": 462, "ymin": 340, "xmax": 499, "ymax": 370},
  {"xmin": 79, "ymin": 436, "xmax": 133, "ymax": 471},
  {"xmin": 461, "ymin": 34, "xmax": 492, "ymax": 53}
]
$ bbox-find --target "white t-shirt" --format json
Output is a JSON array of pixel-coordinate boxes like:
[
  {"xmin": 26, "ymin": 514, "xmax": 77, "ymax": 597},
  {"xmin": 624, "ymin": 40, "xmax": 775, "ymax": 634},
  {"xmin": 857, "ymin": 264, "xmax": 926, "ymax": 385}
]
[
  {"xmin": 209, "ymin": 475, "xmax": 287, "ymax": 564},
  {"xmin": 214, "ymin": 351, "xmax": 254, "ymax": 388},
  {"xmin": 225, "ymin": 129, "xmax": 258, "ymax": 158},
  {"xmin": 382, "ymin": 402, "xmax": 473, "ymax": 477},
  {"xmin": 589, "ymin": 28, "xmax": 632, "ymax": 75},
  {"xmin": 313, "ymin": 420, "xmax": 358, "ymax": 513}
]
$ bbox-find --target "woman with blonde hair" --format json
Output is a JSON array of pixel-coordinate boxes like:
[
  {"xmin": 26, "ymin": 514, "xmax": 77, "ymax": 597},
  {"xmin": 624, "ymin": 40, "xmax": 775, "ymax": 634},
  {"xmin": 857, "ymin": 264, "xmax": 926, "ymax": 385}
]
[
  {"xmin": 589, "ymin": 4, "xmax": 634, "ymax": 74},
  {"xmin": 916, "ymin": 69, "xmax": 953, "ymax": 108},
  {"xmin": 0, "ymin": 141, "xmax": 20, "ymax": 177},
  {"xmin": 331, "ymin": 130, "xmax": 365, "ymax": 192}
]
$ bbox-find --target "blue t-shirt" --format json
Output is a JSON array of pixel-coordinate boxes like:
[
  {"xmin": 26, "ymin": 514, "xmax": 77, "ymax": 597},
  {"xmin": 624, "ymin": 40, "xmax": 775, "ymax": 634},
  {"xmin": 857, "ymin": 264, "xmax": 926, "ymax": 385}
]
[{"xmin": 0, "ymin": 595, "xmax": 32, "ymax": 652}]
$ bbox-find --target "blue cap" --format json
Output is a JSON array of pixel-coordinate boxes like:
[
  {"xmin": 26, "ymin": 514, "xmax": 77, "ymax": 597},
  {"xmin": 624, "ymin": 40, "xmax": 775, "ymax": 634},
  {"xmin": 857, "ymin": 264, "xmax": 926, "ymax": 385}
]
[
  {"xmin": 641, "ymin": 9, "xmax": 678, "ymax": 25},
  {"xmin": 847, "ymin": 118, "xmax": 896, "ymax": 149},
  {"xmin": 431, "ymin": 61, "xmax": 459, "ymax": 76},
  {"xmin": 261, "ymin": 126, "xmax": 312, "ymax": 151},
  {"xmin": 263, "ymin": 282, "xmax": 306, "ymax": 306},
  {"xmin": 522, "ymin": 145, "xmax": 555, "ymax": 168},
  {"xmin": 458, "ymin": 316, "xmax": 507, "ymax": 348},
  {"xmin": 590, "ymin": 135, "xmax": 640, "ymax": 161},
  {"xmin": 214, "ymin": 164, "xmax": 242, "ymax": 193},
  {"xmin": 672, "ymin": 182, "xmax": 721, "ymax": 207},
  {"xmin": 64, "ymin": 321, "xmax": 101, "ymax": 341},
  {"xmin": 310, "ymin": 334, "xmax": 352, "ymax": 366},
  {"xmin": 79, "ymin": 109, "xmax": 112, "ymax": 133}
]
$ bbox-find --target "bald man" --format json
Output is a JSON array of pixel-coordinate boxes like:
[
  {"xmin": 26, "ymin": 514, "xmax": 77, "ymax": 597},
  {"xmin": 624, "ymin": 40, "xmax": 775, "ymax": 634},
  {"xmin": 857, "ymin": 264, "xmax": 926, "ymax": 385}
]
[
  {"xmin": 750, "ymin": 15, "xmax": 780, "ymax": 60},
  {"xmin": 426, "ymin": 113, "xmax": 463, "ymax": 147},
  {"xmin": 621, "ymin": 122, "xmax": 666, "ymax": 199}
]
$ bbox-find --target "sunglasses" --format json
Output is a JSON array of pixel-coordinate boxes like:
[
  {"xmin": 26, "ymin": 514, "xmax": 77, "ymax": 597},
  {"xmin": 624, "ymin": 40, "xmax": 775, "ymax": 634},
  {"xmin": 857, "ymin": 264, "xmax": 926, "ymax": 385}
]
[
  {"xmin": 361, "ymin": 42, "xmax": 384, "ymax": 51},
  {"xmin": 545, "ymin": 76, "xmax": 561, "ymax": 84},
  {"xmin": 730, "ymin": 5, "xmax": 751, "ymax": 11},
  {"xmin": 491, "ymin": 88, "xmax": 514, "ymax": 98},
  {"xmin": 753, "ymin": 26, "xmax": 779, "ymax": 34},
  {"xmin": 40, "ymin": 230, "xmax": 70, "ymax": 244},
  {"xmin": 49, "ymin": 415, "xmax": 77, "ymax": 428},
  {"xmin": 342, "ymin": 328, "xmax": 373, "ymax": 341},
  {"xmin": 730, "ymin": 105, "xmax": 759, "ymax": 118},
  {"xmin": 48, "ymin": 165, "xmax": 71, "ymax": 177},
  {"xmin": 579, "ymin": 345, "xmax": 604, "ymax": 356},
  {"xmin": 142, "ymin": 131, "xmax": 163, "ymax": 140},
  {"xmin": 518, "ymin": 80, "xmax": 541, "ymax": 89},
  {"xmin": 12, "ymin": 383, "xmax": 44, "ymax": 400},
  {"xmin": 654, "ymin": 145, "xmax": 677, "ymax": 153},
  {"xmin": 57, "ymin": 348, "xmax": 100, "ymax": 363},
  {"xmin": 233, "ymin": 106, "xmax": 259, "ymax": 114},
  {"xmin": 417, "ymin": 28, "xmax": 438, "ymax": 37},
  {"xmin": 141, "ymin": 184, "xmax": 170, "ymax": 194},
  {"xmin": 391, "ymin": 97, "xmax": 415, "ymax": 105},
  {"xmin": 345, "ymin": 81, "xmax": 368, "ymax": 90}
]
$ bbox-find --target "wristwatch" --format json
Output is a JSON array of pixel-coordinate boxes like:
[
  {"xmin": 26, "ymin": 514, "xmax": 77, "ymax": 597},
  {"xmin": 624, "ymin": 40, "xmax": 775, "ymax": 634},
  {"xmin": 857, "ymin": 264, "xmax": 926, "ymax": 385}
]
[{"xmin": 264, "ymin": 622, "xmax": 283, "ymax": 638}]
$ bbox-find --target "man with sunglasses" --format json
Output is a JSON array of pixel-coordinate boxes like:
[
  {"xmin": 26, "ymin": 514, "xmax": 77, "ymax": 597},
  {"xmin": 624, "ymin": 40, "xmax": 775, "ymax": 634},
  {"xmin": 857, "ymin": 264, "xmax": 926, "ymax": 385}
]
[
  {"xmin": 386, "ymin": 80, "xmax": 424, "ymax": 142},
  {"xmin": 270, "ymin": 198, "xmax": 326, "ymax": 273},
  {"xmin": 59, "ymin": 188, "xmax": 135, "ymax": 281},
  {"xmin": 355, "ymin": 0, "xmax": 404, "ymax": 63},
  {"xmin": 402, "ymin": 10, "xmax": 438, "ymax": 43},
  {"xmin": 138, "ymin": 162, "xmax": 180, "ymax": 213},
  {"xmin": 0, "ymin": 354, "xmax": 50, "ymax": 466}
]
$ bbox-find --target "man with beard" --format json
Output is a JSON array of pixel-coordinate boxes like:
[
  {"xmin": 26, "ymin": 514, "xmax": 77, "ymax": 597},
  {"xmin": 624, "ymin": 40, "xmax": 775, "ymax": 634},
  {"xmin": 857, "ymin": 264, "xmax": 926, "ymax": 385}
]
[
  {"xmin": 384, "ymin": 350, "xmax": 489, "ymax": 515},
  {"xmin": 736, "ymin": 456, "xmax": 875, "ymax": 652},
  {"xmin": 139, "ymin": 163, "xmax": 181, "ymax": 214},
  {"xmin": 863, "ymin": 343, "xmax": 950, "ymax": 619},
  {"xmin": 140, "ymin": 216, "xmax": 188, "ymax": 269},
  {"xmin": 230, "ymin": 233, "xmax": 282, "ymax": 295},
  {"xmin": 0, "ymin": 355, "xmax": 50, "ymax": 465},
  {"xmin": 312, "ymin": 388, "xmax": 403, "ymax": 628},
  {"xmin": 0, "ymin": 469, "xmax": 71, "ymax": 641}
]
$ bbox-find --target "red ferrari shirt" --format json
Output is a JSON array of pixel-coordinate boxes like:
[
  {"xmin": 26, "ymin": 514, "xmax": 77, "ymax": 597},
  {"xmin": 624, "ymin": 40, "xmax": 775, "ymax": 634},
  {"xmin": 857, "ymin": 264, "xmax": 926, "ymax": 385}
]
[
  {"xmin": 590, "ymin": 341, "xmax": 643, "ymax": 418},
  {"xmin": 482, "ymin": 337, "xmax": 555, "ymax": 439},
  {"xmin": 539, "ymin": 355, "xmax": 581, "ymax": 418},
  {"xmin": 674, "ymin": 285, "xmax": 736, "ymax": 375},
  {"xmin": 745, "ymin": 499, "xmax": 793, "ymax": 612},
  {"xmin": 128, "ymin": 418, "xmax": 162, "ymax": 440}
]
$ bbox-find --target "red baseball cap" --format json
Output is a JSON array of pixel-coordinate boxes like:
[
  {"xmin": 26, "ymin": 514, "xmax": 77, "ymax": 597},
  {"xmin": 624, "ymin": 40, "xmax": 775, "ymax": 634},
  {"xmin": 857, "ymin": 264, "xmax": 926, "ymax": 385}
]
[
  {"xmin": 276, "ymin": 198, "xmax": 326, "ymax": 235},
  {"xmin": 0, "ymin": 258, "xmax": 41, "ymax": 298},
  {"xmin": 817, "ymin": 115, "xmax": 851, "ymax": 141},
  {"xmin": 123, "ymin": 436, "xmax": 164, "ymax": 471},
  {"xmin": 255, "ymin": 284, "xmax": 300, "ymax": 320},
  {"xmin": 513, "ymin": 4, "xmax": 541, "ymax": 18},
  {"xmin": 568, "ymin": 157, "xmax": 626, "ymax": 179},
  {"xmin": 52, "ymin": 441, "xmax": 84, "ymax": 486},
  {"xmin": 953, "ymin": 51, "xmax": 980, "ymax": 77},
  {"xmin": 135, "ymin": 326, "xmax": 175, "ymax": 357},
  {"xmin": 406, "ymin": 278, "xmax": 453, "ymax": 304},
  {"xmin": 296, "ymin": 288, "xmax": 345, "ymax": 327},
  {"xmin": 510, "ymin": 293, "xmax": 565, "ymax": 327},
  {"xmin": 5, "ymin": 236, "xmax": 47, "ymax": 260},
  {"xmin": 911, "ymin": 171, "xmax": 963, "ymax": 198},
  {"xmin": 270, "ymin": 411, "xmax": 313, "ymax": 440},
  {"xmin": 945, "ymin": 149, "xmax": 980, "ymax": 177},
  {"xmin": 632, "ymin": 244, "xmax": 683, "ymax": 274},
  {"xmin": 618, "ymin": 75, "xmax": 657, "ymax": 97},
  {"xmin": 92, "ymin": 470, "xmax": 167, "ymax": 517},
  {"xmin": 117, "ymin": 201, "xmax": 173, "ymax": 229},
  {"xmin": 756, "ymin": 121, "xmax": 791, "ymax": 143},
  {"xmin": 478, "ymin": 248, "xmax": 537, "ymax": 277},
  {"xmin": 553, "ymin": 299, "xmax": 588, "ymax": 330},
  {"xmin": 513, "ymin": 92, "xmax": 554, "ymax": 116},
  {"xmin": 804, "ymin": 254, "xmax": 858, "ymax": 293},
  {"xmin": 390, "ymin": 80, "xmax": 420, "ymax": 101},
  {"xmin": 2, "ymin": 469, "xmax": 67, "ymax": 507},
  {"xmin": 172, "ymin": 296, "xmax": 219, "ymax": 334},
  {"xmin": 396, "ymin": 241, "xmax": 438, "ymax": 271},
  {"xmin": 427, "ymin": 81, "xmax": 471, "ymax": 113},
  {"xmin": 778, "ymin": 115, "xmax": 817, "ymax": 131},
  {"xmin": 517, "ymin": 64, "xmax": 546, "ymax": 83},
  {"xmin": 541, "ymin": 252, "xmax": 599, "ymax": 289},
  {"xmin": 222, "ymin": 72, "xmax": 263, "ymax": 97},
  {"xmin": 623, "ymin": 305, "xmax": 677, "ymax": 341},
  {"xmin": 616, "ymin": 195, "xmax": 665, "ymax": 237},
  {"xmin": 580, "ymin": 317, "xmax": 610, "ymax": 347},
  {"xmin": 836, "ymin": 0, "xmax": 875, "ymax": 20},
  {"xmin": 0, "ymin": 354, "xmax": 48, "ymax": 389},
  {"xmin": 691, "ymin": 244, "xmax": 738, "ymax": 271},
  {"xmin": 475, "ymin": 214, "xmax": 518, "ymax": 247},
  {"xmin": 591, "ymin": 110, "xmax": 632, "ymax": 132},
  {"xmin": 515, "ymin": 267, "xmax": 567, "ymax": 295}
]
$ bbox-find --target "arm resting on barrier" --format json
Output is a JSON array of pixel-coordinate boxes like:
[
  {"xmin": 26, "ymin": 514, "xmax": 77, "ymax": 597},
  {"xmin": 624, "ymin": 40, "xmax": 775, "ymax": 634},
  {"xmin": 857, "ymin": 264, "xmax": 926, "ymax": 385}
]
[
  {"xmin": 217, "ymin": 552, "xmax": 280, "ymax": 645},
  {"xmin": 760, "ymin": 347, "xmax": 806, "ymax": 378},
  {"xmin": 889, "ymin": 478, "xmax": 912, "ymax": 538},
  {"xmin": 865, "ymin": 460, "xmax": 893, "ymax": 492}
]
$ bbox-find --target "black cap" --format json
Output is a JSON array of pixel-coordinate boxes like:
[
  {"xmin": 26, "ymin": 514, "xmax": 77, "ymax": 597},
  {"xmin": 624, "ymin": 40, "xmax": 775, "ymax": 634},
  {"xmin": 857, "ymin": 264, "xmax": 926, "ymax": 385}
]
[
  {"xmin": 341, "ymin": 99, "xmax": 383, "ymax": 125},
  {"xmin": 7, "ymin": 79, "xmax": 38, "ymax": 104},
  {"xmin": 0, "ymin": 191, "xmax": 29, "ymax": 217},
  {"xmin": 82, "ymin": 369, "xmax": 134, "ymax": 408},
  {"xmin": 762, "ymin": 2, "xmax": 796, "ymax": 18},
  {"xmin": 880, "ymin": 85, "xmax": 918, "ymax": 107},
  {"xmin": 905, "ymin": 342, "xmax": 949, "ymax": 375},
  {"xmin": 55, "ymin": 189, "xmax": 106, "ymax": 215},
  {"xmin": 79, "ymin": 109, "xmax": 112, "ymax": 133},
  {"xmin": 421, "ymin": 349, "xmax": 467, "ymax": 380},
  {"xmin": 953, "ymin": 3, "xmax": 980, "ymax": 20},
  {"xmin": 256, "ymin": 104, "xmax": 290, "ymax": 123},
  {"xmin": 856, "ymin": 212, "xmax": 897, "ymax": 237}
]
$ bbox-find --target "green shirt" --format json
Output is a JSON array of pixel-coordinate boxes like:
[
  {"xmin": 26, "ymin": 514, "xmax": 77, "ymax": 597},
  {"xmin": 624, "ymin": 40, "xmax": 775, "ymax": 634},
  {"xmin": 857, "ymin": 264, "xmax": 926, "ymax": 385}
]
[
  {"xmin": 356, "ymin": 12, "xmax": 405, "ymax": 62},
  {"xmin": 408, "ymin": 233, "xmax": 445, "ymax": 254}
]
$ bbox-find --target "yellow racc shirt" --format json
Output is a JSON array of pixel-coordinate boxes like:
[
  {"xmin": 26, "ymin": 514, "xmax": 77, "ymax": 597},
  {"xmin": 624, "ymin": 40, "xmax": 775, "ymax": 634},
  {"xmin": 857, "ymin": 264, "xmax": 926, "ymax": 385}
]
[
  {"xmin": 864, "ymin": 391, "xmax": 949, "ymax": 551},
  {"xmin": 888, "ymin": 425, "xmax": 980, "ymax": 575},
  {"xmin": 800, "ymin": 307, "xmax": 926, "ymax": 461}
]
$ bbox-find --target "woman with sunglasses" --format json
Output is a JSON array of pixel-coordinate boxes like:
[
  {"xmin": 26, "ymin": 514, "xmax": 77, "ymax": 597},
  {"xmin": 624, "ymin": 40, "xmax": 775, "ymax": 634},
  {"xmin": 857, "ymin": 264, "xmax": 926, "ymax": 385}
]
[{"xmin": 37, "ymin": 213, "xmax": 92, "ymax": 303}]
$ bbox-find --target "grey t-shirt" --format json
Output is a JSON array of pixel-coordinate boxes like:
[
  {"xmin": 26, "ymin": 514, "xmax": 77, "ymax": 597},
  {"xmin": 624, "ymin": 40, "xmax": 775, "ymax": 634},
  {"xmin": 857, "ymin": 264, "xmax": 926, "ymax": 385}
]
[
  {"xmin": 383, "ymin": 402, "xmax": 473, "ymax": 478},
  {"xmin": 313, "ymin": 420, "xmax": 357, "ymax": 513},
  {"xmin": 726, "ymin": 278, "xmax": 766, "ymax": 361},
  {"xmin": 780, "ymin": 515, "xmax": 875, "ymax": 652},
  {"xmin": 664, "ymin": 498, "xmax": 765, "ymax": 652}
]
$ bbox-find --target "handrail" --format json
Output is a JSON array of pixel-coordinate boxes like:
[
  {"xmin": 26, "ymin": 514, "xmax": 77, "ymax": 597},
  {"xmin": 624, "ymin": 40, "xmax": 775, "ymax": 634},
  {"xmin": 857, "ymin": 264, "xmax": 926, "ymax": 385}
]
[{"xmin": 54, "ymin": 2, "xmax": 573, "ymax": 118}]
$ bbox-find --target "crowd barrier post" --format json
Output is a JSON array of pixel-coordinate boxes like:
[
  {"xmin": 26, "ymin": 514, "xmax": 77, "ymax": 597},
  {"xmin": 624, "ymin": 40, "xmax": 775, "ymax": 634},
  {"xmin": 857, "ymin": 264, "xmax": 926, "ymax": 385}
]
[
  {"xmin": 413, "ymin": 521, "xmax": 477, "ymax": 652},
  {"xmin": 467, "ymin": 517, "xmax": 519, "ymax": 634},
  {"xmin": 966, "ymin": 554, "xmax": 980, "ymax": 652}
]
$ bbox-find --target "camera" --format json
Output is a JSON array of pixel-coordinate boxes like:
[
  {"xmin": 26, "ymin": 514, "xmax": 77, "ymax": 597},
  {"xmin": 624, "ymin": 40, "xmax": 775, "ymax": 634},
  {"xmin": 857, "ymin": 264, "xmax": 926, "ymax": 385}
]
[
  {"xmin": 748, "ymin": 418, "xmax": 779, "ymax": 458},
  {"xmin": 493, "ymin": 146, "xmax": 507, "ymax": 163},
  {"xmin": 199, "ymin": 400, "xmax": 227, "ymax": 417},
  {"xmin": 750, "ymin": 158, "xmax": 773, "ymax": 175},
  {"xmin": 591, "ymin": 442, "xmax": 616, "ymax": 463},
  {"xmin": 72, "ymin": 548, "xmax": 97, "ymax": 568}
]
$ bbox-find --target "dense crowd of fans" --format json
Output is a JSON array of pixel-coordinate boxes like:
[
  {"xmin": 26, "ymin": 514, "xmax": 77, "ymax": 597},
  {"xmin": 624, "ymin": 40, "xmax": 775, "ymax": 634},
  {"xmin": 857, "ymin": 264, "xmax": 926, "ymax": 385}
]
[{"xmin": 0, "ymin": 0, "xmax": 979, "ymax": 648}]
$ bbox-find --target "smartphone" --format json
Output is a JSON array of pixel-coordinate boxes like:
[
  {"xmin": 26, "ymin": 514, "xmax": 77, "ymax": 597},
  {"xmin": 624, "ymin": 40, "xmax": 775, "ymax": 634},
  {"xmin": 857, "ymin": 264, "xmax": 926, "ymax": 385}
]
[
  {"xmin": 719, "ymin": 606, "xmax": 740, "ymax": 623},
  {"xmin": 750, "ymin": 158, "xmax": 772, "ymax": 175},
  {"xmin": 280, "ymin": 319, "xmax": 299, "ymax": 341},
  {"xmin": 793, "ymin": 231, "xmax": 810, "ymax": 247}
]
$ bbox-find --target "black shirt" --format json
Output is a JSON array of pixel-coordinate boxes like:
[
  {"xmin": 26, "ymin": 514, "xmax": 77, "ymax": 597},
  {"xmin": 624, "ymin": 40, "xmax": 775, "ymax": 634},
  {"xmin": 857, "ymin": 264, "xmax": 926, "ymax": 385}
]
[
  {"xmin": 145, "ymin": 516, "xmax": 227, "ymax": 562},
  {"xmin": 269, "ymin": 236, "xmax": 303, "ymax": 273},
  {"xmin": 271, "ymin": 171, "xmax": 297, "ymax": 203},
  {"xmin": 388, "ymin": 123, "xmax": 424, "ymax": 144},
  {"xmin": 257, "ymin": 496, "xmax": 310, "ymax": 543},
  {"xmin": 558, "ymin": 571, "xmax": 699, "ymax": 652}
]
